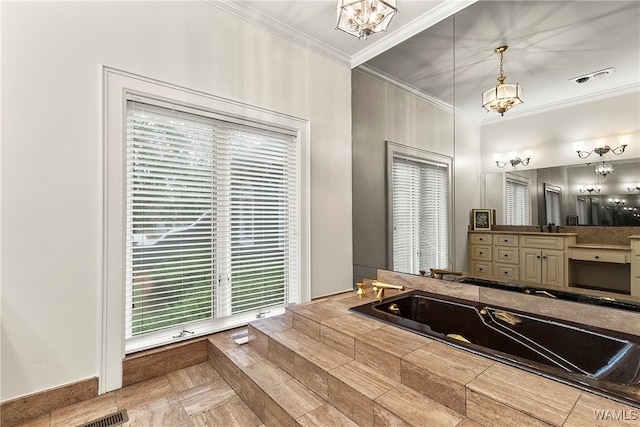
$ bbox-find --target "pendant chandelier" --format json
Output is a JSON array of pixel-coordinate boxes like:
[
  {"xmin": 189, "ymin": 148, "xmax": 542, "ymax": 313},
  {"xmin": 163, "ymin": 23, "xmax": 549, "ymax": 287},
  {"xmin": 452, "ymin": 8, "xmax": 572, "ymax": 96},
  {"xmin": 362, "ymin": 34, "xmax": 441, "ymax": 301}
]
[
  {"xmin": 482, "ymin": 46, "xmax": 523, "ymax": 116},
  {"xmin": 595, "ymin": 162, "xmax": 614, "ymax": 177},
  {"xmin": 336, "ymin": 0, "xmax": 398, "ymax": 40}
]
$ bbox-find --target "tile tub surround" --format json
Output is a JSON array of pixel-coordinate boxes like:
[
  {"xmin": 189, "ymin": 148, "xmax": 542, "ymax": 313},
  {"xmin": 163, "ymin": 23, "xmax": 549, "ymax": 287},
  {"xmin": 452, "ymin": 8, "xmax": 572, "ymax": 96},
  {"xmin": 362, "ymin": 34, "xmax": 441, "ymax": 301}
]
[
  {"xmin": 378, "ymin": 269, "xmax": 640, "ymax": 336},
  {"xmin": 209, "ymin": 288, "xmax": 639, "ymax": 426}
]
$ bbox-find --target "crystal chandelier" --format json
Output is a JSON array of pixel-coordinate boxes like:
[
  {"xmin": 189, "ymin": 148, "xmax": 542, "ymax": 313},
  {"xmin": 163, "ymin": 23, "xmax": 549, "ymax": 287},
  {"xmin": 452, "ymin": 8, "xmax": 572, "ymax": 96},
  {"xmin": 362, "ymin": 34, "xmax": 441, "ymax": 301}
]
[
  {"xmin": 482, "ymin": 46, "xmax": 523, "ymax": 116},
  {"xmin": 595, "ymin": 162, "xmax": 614, "ymax": 177},
  {"xmin": 336, "ymin": 0, "xmax": 398, "ymax": 40}
]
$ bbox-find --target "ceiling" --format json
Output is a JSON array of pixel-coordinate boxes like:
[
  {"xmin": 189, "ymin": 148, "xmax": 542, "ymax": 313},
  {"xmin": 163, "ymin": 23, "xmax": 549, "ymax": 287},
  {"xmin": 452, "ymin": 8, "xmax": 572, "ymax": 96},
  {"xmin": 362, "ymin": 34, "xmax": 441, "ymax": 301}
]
[
  {"xmin": 208, "ymin": 0, "xmax": 473, "ymax": 66},
  {"xmin": 211, "ymin": 1, "xmax": 640, "ymax": 124}
]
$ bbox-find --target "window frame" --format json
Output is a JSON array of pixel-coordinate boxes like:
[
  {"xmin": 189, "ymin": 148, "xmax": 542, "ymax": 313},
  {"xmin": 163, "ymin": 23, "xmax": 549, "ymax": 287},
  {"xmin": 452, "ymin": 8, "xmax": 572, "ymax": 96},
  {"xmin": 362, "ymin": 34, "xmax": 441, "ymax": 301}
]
[
  {"xmin": 102, "ymin": 67, "xmax": 310, "ymax": 394},
  {"xmin": 385, "ymin": 141, "xmax": 454, "ymax": 273},
  {"xmin": 505, "ymin": 173, "xmax": 531, "ymax": 226}
]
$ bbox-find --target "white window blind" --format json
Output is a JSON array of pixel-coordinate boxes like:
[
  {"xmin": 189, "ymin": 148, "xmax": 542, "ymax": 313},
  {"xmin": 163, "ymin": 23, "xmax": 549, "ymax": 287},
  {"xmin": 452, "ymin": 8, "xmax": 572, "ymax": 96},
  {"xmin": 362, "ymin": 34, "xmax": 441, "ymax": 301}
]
[
  {"xmin": 506, "ymin": 177, "xmax": 530, "ymax": 225},
  {"xmin": 125, "ymin": 100, "xmax": 297, "ymax": 344},
  {"xmin": 576, "ymin": 197, "xmax": 588, "ymax": 225},
  {"xmin": 545, "ymin": 184, "xmax": 562, "ymax": 225},
  {"xmin": 392, "ymin": 156, "xmax": 448, "ymax": 274}
]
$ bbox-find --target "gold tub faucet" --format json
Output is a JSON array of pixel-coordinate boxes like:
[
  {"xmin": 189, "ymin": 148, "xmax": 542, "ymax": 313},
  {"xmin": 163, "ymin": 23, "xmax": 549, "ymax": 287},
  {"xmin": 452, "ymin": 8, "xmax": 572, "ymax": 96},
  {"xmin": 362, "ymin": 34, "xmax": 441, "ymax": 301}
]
[{"xmin": 371, "ymin": 280, "xmax": 404, "ymax": 300}]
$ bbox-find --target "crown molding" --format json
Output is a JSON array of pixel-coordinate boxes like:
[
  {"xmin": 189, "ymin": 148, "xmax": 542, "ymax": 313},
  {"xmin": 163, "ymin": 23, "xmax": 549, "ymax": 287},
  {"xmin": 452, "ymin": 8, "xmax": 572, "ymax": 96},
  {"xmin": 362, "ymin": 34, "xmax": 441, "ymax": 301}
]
[
  {"xmin": 480, "ymin": 83, "xmax": 640, "ymax": 125},
  {"xmin": 204, "ymin": 0, "xmax": 476, "ymax": 69},
  {"xmin": 350, "ymin": 0, "xmax": 478, "ymax": 68},
  {"xmin": 356, "ymin": 65, "xmax": 455, "ymax": 113},
  {"xmin": 204, "ymin": 0, "xmax": 352, "ymax": 67}
]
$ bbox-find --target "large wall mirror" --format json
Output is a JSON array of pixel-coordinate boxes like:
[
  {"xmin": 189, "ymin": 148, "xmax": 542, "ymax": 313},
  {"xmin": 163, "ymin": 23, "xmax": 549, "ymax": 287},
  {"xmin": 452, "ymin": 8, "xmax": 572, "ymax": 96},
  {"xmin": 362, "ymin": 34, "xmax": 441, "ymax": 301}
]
[
  {"xmin": 352, "ymin": 1, "xmax": 640, "ymax": 301},
  {"xmin": 536, "ymin": 160, "xmax": 640, "ymax": 226}
]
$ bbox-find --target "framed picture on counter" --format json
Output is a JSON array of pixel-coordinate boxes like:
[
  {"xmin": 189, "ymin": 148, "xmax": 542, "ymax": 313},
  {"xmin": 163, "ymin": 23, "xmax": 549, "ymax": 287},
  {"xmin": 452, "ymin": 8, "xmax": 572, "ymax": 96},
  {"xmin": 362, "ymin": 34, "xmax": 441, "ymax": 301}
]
[{"xmin": 472, "ymin": 209, "xmax": 492, "ymax": 230}]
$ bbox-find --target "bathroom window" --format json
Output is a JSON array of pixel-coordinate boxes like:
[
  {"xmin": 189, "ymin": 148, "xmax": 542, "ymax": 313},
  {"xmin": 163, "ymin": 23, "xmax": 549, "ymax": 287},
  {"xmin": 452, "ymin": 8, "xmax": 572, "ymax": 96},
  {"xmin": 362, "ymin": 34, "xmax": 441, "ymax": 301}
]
[
  {"xmin": 505, "ymin": 174, "xmax": 530, "ymax": 225},
  {"xmin": 576, "ymin": 196, "xmax": 588, "ymax": 225},
  {"xmin": 544, "ymin": 183, "xmax": 562, "ymax": 226},
  {"xmin": 125, "ymin": 100, "xmax": 299, "ymax": 345},
  {"xmin": 105, "ymin": 69, "xmax": 309, "ymax": 363},
  {"xmin": 387, "ymin": 142, "xmax": 452, "ymax": 275}
]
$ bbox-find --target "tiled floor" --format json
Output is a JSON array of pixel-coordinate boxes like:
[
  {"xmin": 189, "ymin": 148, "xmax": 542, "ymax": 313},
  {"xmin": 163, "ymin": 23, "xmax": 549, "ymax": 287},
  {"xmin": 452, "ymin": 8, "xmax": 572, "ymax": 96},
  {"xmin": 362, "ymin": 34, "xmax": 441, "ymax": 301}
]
[{"xmin": 17, "ymin": 362, "xmax": 264, "ymax": 427}]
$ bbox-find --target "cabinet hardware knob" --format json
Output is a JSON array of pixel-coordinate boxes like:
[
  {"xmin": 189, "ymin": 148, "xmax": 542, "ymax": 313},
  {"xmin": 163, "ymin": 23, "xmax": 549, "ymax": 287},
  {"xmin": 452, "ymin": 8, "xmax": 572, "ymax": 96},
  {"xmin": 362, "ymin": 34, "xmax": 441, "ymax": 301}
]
[
  {"xmin": 542, "ymin": 256, "xmax": 547, "ymax": 259},
  {"xmin": 595, "ymin": 256, "xmax": 600, "ymax": 259},
  {"xmin": 537, "ymin": 256, "xmax": 541, "ymax": 259}
]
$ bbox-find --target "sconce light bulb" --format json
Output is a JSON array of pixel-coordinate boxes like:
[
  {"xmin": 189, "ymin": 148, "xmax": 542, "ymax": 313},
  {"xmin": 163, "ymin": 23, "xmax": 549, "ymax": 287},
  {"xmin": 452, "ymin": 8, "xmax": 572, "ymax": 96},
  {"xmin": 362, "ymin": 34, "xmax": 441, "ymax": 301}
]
[
  {"xmin": 618, "ymin": 134, "xmax": 632, "ymax": 145},
  {"xmin": 572, "ymin": 141, "xmax": 584, "ymax": 152},
  {"xmin": 594, "ymin": 138, "xmax": 607, "ymax": 149}
]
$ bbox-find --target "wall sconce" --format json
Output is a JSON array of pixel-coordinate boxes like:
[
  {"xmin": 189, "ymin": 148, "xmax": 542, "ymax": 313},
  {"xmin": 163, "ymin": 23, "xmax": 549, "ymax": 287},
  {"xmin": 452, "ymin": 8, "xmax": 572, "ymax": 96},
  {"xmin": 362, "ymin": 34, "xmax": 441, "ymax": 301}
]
[
  {"xmin": 578, "ymin": 185, "xmax": 601, "ymax": 194},
  {"xmin": 573, "ymin": 135, "xmax": 629, "ymax": 159},
  {"xmin": 609, "ymin": 198, "xmax": 626, "ymax": 206},
  {"xmin": 493, "ymin": 151, "xmax": 532, "ymax": 168},
  {"xmin": 627, "ymin": 183, "xmax": 640, "ymax": 192}
]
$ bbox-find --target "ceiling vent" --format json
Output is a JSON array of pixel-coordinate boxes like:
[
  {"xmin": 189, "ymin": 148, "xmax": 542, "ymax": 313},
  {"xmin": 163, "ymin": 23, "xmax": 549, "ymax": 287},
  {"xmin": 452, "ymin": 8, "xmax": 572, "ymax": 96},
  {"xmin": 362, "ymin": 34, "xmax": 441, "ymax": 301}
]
[{"xmin": 570, "ymin": 67, "xmax": 616, "ymax": 84}]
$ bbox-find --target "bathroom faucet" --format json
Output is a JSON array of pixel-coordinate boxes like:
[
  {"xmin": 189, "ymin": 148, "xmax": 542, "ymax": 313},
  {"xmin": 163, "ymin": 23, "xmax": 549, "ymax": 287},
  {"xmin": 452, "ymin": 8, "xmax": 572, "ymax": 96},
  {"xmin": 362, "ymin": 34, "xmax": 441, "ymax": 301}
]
[{"xmin": 371, "ymin": 280, "xmax": 405, "ymax": 301}]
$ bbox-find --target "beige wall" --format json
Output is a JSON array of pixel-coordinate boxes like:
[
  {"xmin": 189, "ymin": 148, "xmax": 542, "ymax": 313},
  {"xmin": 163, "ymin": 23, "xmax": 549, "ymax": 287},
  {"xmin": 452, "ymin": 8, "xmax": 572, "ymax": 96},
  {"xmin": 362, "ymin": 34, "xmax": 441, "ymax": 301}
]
[
  {"xmin": 480, "ymin": 91, "xmax": 640, "ymax": 173},
  {"xmin": 352, "ymin": 70, "xmax": 481, "ymax": 280},
  {"xmin": 1, "ymin": 1, "xmax": 352, "ymax": 401}
]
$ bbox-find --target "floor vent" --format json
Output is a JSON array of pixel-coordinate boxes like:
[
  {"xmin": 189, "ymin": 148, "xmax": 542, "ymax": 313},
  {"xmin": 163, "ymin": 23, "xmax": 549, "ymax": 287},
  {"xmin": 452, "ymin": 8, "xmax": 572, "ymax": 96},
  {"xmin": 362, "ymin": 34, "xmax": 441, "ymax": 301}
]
[{"xmin": 78, "ymin": 409, "xmax": 128, "ymax": 427}]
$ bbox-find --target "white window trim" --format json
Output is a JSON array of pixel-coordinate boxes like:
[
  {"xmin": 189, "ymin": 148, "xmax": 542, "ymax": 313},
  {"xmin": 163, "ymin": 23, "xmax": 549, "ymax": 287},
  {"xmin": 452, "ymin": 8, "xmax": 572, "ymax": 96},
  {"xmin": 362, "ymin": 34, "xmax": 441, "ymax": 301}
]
[
  {"xmin": 102, "ymin": 67, "xmax": 310, "ymax": 394},
  {"xmin": 385, "ymin": 141, "xmax": 454, "ymax": 271}
]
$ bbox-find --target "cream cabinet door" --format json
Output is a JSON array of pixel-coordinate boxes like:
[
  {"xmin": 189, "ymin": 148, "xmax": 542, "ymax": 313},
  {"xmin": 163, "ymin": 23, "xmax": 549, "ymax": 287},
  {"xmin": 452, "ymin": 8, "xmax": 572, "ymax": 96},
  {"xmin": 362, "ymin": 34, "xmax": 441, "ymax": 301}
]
[
  {"xmin": 520, "ymin": 248, "xmax": 542, "ymax": 283},
  {"xmin": 541, "ymin": 250, "xmax": 564, "ymax": 286}
]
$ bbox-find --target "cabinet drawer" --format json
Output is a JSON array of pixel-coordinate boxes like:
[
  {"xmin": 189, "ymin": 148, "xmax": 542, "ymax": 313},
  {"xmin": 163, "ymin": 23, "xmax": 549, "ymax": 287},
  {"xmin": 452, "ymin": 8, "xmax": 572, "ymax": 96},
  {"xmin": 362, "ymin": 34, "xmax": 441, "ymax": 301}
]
[
  {"xmin": 494, "ymin": 264, "xmax": 519, "ymax": 280},
  {"xmin": 470, "ymin": 261, "xmax": 492, "ymax": 276},
  {"xmin": 569, "ymin": 248, "xmax": 630, "ymax": 264},
  {"xmin": 521, "ymin": 235, "xmax": 565, "ymax": 250},
  {"xmin": 494, "ymin": 234, "xmax": 518, "ymax": 246},
  {"xmin": 471, "ymin": 246, "xmax": 492, "ymax": 261},
  {"xmin": 471, "ymin": 234, "xmax": 493, "ymax": 245},
  {"xmin": 494, "ymin": 247, "xmax": 518, "ymax": 264}
]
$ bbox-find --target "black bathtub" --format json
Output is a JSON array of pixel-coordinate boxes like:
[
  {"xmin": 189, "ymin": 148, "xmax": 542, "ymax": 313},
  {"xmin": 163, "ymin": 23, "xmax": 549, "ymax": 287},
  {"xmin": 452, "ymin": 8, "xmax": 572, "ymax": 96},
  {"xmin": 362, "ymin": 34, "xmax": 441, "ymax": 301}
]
[{"xmin": 350, "ymin": 290, "xmax": 640, "ymax": 407}]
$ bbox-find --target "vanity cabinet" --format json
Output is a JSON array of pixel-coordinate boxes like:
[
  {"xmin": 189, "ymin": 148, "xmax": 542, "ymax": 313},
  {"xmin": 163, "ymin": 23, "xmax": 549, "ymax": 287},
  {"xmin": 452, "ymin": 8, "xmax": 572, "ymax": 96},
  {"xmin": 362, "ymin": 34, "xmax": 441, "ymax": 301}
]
[
  {"xmin": 567, "ymin": 244, "xmax": 631, "ymax": 294},
  {"xmin": 493, "ymin": 234, "xmax": 519, "ymax": 281},
  {"xmin": 469, "ymin": 233, "xmax": 493, "ymax": 277},
  {"xmin": 627, "ymin": 236, "xmax": 639, "ymax": 296},
  {"xmin": 519, "ymin": 248, "xmax": 565, "ymax": 286},
  {"xmin": 468, "ymin": 231, "xmax": 576, "ymax": 286},
  {"xmin": 519, "ymin": 234, "xmax": 573, "ymax": 286}
]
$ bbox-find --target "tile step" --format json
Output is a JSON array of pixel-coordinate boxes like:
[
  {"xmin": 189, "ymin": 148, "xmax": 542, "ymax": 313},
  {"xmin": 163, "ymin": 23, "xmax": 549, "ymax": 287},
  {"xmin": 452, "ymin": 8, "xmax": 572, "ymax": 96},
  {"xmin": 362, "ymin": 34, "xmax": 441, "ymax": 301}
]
[{"xmin": 208, "ymin": 315, "xmax": 468, "ymax": 427}]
